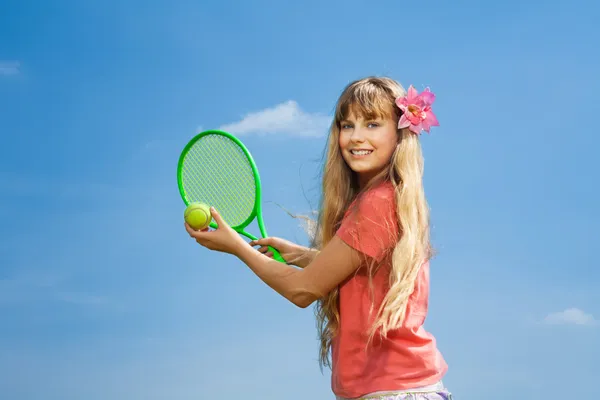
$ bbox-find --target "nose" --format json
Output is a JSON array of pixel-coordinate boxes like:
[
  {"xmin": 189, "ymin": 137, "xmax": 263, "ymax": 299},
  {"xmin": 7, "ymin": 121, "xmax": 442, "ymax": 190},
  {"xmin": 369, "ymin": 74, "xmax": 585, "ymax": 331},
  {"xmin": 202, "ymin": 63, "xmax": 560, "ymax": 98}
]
[{"xmin": 350, "ymin": 126, "xmax": 366, "ymax": 142}]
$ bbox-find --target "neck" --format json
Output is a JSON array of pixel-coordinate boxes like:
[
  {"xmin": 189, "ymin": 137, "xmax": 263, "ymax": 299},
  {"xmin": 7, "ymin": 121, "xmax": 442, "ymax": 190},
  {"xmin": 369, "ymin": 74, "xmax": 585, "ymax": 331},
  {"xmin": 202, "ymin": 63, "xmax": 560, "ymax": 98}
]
[{"xmin": 358, "ymin": 172, "xmax": 387, "ymax": 191}]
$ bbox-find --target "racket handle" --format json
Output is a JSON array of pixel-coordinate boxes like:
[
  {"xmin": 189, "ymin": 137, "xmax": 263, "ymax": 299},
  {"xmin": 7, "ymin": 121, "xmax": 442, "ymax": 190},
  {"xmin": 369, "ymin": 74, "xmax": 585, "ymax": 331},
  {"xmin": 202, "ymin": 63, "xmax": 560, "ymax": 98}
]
[{"xmin": 269, "ymin": 246, "xmax": 287, "ymax": 264}]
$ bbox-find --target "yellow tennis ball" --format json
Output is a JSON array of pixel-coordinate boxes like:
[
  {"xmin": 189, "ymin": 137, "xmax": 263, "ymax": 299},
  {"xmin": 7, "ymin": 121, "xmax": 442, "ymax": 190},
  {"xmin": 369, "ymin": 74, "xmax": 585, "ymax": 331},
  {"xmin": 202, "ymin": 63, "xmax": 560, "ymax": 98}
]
[{"xmin": 184, "ymin": 202, "xmax": 212, "ymax": 230}]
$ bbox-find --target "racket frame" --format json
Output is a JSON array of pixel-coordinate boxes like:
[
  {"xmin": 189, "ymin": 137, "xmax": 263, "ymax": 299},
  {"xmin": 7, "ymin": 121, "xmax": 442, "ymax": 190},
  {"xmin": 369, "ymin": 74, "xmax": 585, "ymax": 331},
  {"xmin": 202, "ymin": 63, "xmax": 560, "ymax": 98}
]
[{"xmin": 177, "ymin": 129, "xmax": 285, "ymax": 262}]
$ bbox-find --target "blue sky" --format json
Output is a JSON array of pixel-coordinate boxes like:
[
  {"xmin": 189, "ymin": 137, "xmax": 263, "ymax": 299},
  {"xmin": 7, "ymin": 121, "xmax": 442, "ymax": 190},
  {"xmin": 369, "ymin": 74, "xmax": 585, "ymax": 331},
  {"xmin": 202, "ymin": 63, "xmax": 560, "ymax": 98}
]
[{"xmin": 1, "ymin": 0, "xmax": 599, "ymax": 399}]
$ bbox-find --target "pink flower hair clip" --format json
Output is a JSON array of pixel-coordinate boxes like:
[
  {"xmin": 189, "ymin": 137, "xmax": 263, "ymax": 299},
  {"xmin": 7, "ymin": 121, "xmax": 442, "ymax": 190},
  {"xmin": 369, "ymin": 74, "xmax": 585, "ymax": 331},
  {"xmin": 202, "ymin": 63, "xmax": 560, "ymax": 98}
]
[{"xmin": 395, "ymin": 85, "xmax": 440, "ymax": 134}]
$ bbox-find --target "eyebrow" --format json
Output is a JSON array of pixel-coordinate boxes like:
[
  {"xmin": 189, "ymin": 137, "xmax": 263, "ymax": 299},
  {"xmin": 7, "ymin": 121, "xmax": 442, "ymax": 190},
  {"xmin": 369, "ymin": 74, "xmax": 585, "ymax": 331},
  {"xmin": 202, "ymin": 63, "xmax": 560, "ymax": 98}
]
[{"xmin": 340, "ymin": 117, "xmax": 383, "ymax": 124}]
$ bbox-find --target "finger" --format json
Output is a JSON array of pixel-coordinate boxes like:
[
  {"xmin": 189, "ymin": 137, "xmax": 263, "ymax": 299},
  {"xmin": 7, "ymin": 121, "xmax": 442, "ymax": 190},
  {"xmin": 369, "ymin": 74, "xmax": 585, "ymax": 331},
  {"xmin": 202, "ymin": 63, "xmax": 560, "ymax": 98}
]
[
  {"xmin": 250, "ymin": 244, "xmax": 267, "ymax": 254},
  {"xmin": 265, "ymin": 251, "xmax": 273, "ymax": 258},
  {"xmin": 184, "ymin": 222, "xmax": 196, "ymax": 236},
  {"xmin": 185, "ymin": 222, "xmax": 209, "ymax": 239},
  {"xmin": 250, "ymin": 237, "xmax": 273, "ymax": 247}
]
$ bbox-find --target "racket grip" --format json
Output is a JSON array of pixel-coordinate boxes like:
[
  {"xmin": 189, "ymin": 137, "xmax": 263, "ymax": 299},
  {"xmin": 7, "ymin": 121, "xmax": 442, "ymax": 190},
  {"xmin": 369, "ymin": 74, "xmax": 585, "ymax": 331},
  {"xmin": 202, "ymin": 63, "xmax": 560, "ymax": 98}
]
[{"xmin": 269, "ymin": 246, "xmax": 287, "ymax": 264}]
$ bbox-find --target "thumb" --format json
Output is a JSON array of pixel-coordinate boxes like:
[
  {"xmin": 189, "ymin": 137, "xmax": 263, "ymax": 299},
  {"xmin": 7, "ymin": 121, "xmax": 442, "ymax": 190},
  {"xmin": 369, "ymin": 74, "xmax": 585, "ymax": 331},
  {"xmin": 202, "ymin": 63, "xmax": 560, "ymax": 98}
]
[{"xmin": 210, "ymin": 207, "xmax": 227, "ymax": 227}]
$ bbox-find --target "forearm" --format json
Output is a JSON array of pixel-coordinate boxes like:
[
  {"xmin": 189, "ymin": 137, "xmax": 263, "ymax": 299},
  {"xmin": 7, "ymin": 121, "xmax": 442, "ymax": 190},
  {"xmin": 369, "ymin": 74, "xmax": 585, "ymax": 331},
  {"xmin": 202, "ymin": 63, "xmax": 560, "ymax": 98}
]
[{"xmin": 235, "ymin": 244, "xmax": 316, "ymax": 308}]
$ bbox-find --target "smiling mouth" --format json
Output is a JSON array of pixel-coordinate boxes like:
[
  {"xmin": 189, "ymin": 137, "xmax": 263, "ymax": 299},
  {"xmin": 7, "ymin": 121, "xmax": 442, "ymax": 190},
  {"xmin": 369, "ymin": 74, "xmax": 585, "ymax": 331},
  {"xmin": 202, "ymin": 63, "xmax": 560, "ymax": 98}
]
[{"xmin": 350, "ymin": 149, "xmax": 373, "ymax": 156}]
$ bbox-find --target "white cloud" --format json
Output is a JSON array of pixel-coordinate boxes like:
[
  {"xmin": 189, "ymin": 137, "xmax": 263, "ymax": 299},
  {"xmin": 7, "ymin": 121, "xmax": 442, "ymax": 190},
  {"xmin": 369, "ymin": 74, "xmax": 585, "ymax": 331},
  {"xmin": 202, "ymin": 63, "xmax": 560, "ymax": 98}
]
[
  {"xmin": 218, "ymin": 100, "xmax": 331, "ymax": 137},
  {"xmin": 544, "ymin": 308, "xmax": 597, "ymax": 326},
  {"xmin": 0, "ymin": 61, "xmax": 20, "ymax": 75}
]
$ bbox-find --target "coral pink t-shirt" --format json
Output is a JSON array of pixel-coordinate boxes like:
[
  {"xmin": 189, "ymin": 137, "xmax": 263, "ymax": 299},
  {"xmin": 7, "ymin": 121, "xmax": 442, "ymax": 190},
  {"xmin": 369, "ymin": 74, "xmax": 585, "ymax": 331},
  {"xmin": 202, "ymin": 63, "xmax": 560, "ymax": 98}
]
[{"xmin": 332, "ymin": 181, "xmax": 448, "ymax": 399}]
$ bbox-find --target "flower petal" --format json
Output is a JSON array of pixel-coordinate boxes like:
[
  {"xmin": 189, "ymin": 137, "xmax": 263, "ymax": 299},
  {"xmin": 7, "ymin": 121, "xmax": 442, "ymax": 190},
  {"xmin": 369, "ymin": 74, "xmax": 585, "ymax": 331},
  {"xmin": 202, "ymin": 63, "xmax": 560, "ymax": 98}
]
[
  {"xmin": 420, "ymin": 89, "xmax": 435, "ymax": 106},
  {"xmin": 425, "ymin": 110, "xmax": 440, "ymax": 127},
  {"xmin": 397, "ymin": 115, "xmax": 411, "ymax": 129},
  {"xmin": 421, "ymin": 121, "xmax": 431, "ymax": 132},
  {"xmin": 406, "ymin": 85, "xmax": 419, "ymax": 101},
  {"xmin": 409, "ymin": 123, "xmax": 422, "ymax": 134}
]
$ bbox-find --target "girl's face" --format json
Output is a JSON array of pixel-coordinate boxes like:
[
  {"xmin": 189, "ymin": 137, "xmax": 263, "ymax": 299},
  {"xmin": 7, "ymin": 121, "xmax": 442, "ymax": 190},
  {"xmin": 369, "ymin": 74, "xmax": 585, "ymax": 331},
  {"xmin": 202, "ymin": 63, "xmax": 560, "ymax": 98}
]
[{"xmin": 339, "ymin": 109, "xmax": 398, "ymax": 188}]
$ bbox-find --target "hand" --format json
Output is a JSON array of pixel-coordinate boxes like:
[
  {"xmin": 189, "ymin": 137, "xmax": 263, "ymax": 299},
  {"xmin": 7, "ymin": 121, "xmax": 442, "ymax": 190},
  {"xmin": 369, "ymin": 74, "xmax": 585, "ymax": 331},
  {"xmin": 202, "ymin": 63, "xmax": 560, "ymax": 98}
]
[
  {"xmin": 249, "ymin": 237, "xmax": 314, "ymax": 268},
  {"xmin": 185, "ymin": 207, "xmax": 246, "ymax": 255}
]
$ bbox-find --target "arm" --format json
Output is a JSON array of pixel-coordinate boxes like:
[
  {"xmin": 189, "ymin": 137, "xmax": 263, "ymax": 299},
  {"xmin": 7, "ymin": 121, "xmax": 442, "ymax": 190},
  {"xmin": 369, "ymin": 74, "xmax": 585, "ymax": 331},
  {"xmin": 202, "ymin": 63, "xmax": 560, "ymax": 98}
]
[
  {"xmin": 249, "ymin": 237, "xmax": 319, "ymax": 269},
  {"xmin": 236, "ymin": 235, "xmax": 362, "ymax": 308},
  {"xmin": 186, "ymin": 207, "xmax": 365, "ymax": 308},
  {"xmin": 244, "ymin": 184, "xmax": 398, "ymax": 304}
]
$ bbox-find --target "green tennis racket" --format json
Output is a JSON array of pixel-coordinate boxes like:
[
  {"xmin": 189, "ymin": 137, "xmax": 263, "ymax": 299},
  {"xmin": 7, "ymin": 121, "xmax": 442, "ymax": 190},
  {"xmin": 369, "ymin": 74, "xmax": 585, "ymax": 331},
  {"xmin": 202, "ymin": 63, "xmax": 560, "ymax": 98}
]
[{"xmin": 177, "ymin": 129, "xmax": 285, "ymax": 263}]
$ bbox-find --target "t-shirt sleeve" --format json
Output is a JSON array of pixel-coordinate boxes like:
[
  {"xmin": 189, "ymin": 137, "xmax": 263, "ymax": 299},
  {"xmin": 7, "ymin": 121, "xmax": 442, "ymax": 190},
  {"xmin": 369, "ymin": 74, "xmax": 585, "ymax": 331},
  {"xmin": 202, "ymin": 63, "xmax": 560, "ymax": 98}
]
[{"xmin": 336, "ymin": 184, "xmax": 399, "ymax": 262}]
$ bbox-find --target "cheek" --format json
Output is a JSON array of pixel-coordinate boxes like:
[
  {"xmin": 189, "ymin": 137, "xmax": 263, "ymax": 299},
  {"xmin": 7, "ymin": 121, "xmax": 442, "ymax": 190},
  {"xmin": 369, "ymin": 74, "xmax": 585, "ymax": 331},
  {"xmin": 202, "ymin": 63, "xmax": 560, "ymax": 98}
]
[
  {"xmin": 376, "ymin": 132, "xmax": 398, "ymax": 155},
  {"xmin": 375, "ymin": 137, "xmax": 398, "ymax": 165},
  {"xmin": 338, "ymin": 132, "xmax": 349, "ymax": 150},
  {"xmin": 383, "ymin": 140, "xmax": 397, "ymax": 157}
]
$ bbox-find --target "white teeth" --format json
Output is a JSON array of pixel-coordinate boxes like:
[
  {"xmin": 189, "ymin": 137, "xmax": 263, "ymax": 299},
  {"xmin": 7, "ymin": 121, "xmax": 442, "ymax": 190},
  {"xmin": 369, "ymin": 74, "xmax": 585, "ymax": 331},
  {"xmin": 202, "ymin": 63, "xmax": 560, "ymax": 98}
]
[{"xmin": 351, "ymin": 150, "xmax": 373, "ymax": 156}]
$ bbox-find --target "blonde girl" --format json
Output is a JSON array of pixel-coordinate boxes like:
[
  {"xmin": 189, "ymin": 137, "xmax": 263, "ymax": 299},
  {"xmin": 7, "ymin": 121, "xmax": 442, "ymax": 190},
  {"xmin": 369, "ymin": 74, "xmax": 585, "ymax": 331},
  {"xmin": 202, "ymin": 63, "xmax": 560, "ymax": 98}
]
[{"xmin": 186, "ymin": 76, "xmax": 453, "ymax": 400}]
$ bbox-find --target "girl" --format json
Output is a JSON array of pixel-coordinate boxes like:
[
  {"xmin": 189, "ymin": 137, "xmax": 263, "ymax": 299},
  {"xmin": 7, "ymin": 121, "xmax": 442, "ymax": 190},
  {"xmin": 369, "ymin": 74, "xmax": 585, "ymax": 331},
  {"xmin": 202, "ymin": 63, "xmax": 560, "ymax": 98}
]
[{"xmin": 185, "ymin": 76, "xmax": 453, "ymax": 400}]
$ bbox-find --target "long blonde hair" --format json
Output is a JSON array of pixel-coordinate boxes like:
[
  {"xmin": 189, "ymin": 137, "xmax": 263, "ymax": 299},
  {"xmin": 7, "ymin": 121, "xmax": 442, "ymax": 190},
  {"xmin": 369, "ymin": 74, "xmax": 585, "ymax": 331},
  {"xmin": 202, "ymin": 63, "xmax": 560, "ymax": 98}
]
[{"xmin": 313, "ymin": 76, "xmax": 432, "ymax": 368}]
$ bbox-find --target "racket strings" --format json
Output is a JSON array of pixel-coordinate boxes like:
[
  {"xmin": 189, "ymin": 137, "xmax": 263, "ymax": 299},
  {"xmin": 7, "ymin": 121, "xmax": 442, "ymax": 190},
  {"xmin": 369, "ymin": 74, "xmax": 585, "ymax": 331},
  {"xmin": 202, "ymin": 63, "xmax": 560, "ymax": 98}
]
[{"xmin": 180, "ymin": 134, "xmax": 256, "ymax": 227}]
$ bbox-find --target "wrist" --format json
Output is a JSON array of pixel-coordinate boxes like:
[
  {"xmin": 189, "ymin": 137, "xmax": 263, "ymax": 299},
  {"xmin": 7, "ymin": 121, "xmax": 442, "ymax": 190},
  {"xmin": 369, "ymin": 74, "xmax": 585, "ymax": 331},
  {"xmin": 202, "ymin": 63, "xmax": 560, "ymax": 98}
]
[{"xmin": 231, "ymin": 236, "xmax": 251, "ymax": 258}]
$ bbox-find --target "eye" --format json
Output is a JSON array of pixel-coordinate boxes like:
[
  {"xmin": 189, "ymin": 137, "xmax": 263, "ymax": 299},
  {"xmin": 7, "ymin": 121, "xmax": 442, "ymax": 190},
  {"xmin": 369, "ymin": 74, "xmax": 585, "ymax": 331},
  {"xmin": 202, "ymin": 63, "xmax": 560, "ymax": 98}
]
[
  {"xmin": 340, "ymin": 123, "xmax": 353, "ymax": 130},
  {"xmin": 367, "ymin": 122, "xmax": 379, "ymax": 128}
]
